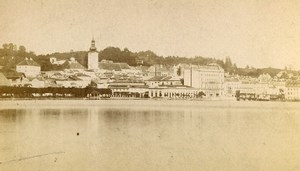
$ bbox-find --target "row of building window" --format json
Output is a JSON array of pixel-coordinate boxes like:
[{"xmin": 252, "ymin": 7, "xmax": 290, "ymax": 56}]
[
  {"xmin": 287, "ymin": 88, "xmax": 300, "ymax": 91},
  {"xmin": 287, "ymin": 92, "xmax": 300, "ymax": 95}
]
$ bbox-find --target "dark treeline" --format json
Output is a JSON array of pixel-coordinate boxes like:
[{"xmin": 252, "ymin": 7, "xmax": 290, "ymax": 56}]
[
  {"xmin": 0, "ymin": 43, "xmax": 36, "ymax": 70},
  {"xmin": 1, "ymin": 43, "xmax": 298, "ymax": 77},
  {"xmin": 0, "ymin": 86, "xmax": 112, "ymax": 98}
]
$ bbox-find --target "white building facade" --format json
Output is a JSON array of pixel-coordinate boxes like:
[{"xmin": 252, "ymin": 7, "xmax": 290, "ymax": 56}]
[
  {"xmin": 224, "ymin": 78, "xmax": 241, "ymax": 97},
  {"xmin": 286, "ymin": 81, "xmax": 300, "ymax": 100},
  {"xmin": 148, "ymin": 86, "xmax": 198, "ymax": 98},
  {"xmin": 87, "ymin": 38, "xmax": 99, "ymax": 70},
  {"xmin": 184, "ymin": 64, "xmax": 224, "ymax": 97},
  {"xmin": 16, "ymin": 58, "xmax": 41, "ymax": 77}
]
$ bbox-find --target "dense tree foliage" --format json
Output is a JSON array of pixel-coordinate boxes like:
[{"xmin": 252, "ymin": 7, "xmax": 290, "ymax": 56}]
[
  {"xmin": 0, "ymin": 86, "xmax": 112, "ymax": 98},
  {"xmin": 37, "ymin": 51, "xmax": 88, "ymax": 71},
  {"xmin": 99, "ymin": 47, "xmax": 136, "ymax": 65},
  {"xmin": 0, "ymin": 43, "xmax": 36, "ymax": 70}
]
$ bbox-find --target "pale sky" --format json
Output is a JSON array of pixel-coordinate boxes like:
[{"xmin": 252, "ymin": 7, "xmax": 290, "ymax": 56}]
[{"xmin": 0, "ymin": 0, "xmax": 299, "ymax": 69}]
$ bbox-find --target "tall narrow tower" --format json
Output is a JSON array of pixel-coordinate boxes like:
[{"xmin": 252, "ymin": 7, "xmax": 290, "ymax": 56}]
[{"xmin": 88, "ymin": 38, "xmax": 99, "ymax": 70}]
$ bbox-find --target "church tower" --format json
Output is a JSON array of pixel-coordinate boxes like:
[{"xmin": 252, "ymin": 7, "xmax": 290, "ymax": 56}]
[{"xmin": 88, "ymin": 38, "xmax": 99, "ymax": 70}]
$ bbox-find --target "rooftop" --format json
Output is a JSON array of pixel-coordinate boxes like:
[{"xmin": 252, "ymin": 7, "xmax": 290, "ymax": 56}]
[
  {"xmin": 0, "ymin": 72, "xmax": 11, "ymax": 86},
  {"xmin": 17, "ymin": 58, "xmax": 40, "ymax": 66},
  {"xmin": 147, "ymin": 76, "xmax": 180, "ymax": 81},
  {"xmin": 99, "ymin": 62, "xmax": 122, "ymax": 71},
  {"xmin": 63, "ymin": 61, "xmax": 86, "ymax": 70},
  {"xmin": 286, "ymin": 80, "xmax": 300, "ymax": 87}
]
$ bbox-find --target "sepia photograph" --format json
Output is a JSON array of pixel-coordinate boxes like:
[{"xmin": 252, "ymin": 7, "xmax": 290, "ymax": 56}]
[{"xmin": 0, "ymin": 0, "xmax": 300, "ymax": 170}]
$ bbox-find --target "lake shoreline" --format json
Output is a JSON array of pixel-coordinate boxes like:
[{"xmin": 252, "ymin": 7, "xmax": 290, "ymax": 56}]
[{"xmin": 0, "ymin": 98, "xmax": 298, "ymax": 110}]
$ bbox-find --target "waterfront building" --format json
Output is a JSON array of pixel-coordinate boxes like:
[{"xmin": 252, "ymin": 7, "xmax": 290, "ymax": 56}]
[
  {"xmin": 270, "ymin": 80, "xmax": 286, "ymax": 93},
  {"xmin": 87, "ymin": 38, "xmax": 99, "ymax": 70},
  {"xmin": 148, "ymin": 85, "xmax": 198, "ymax": 98},
  {"xmin": 128, "ymin": 85, "xmax": 149, "ymax": 97},
  {"xmin": 145, "ymin": 76, "xmax": 182, "ymax": 88},
  {"xmin": 108, "ymin": 81, "xmax": 146, "ymax": 97},
  {"xmin": 108, "ymin": 84, "xmax": 130, "ymax": 97},
  {"xmin": 286, "ymin": 80, "xmax": 300, "ymax": 100},
  {"xmin": 183, "ymin": 63, "xmax": 224, "ymax": 97},
  {"xmin": 224, "ymin": 77, "xmax": 240, "ymax": 97},
  {"xmin": 16, "ymin": 58, "xmax": 41, "ymax": 77},
  {"xmin": 255, "ymin": 82, "xmax": 269, "ymax": 95},
  {"xmin": 238, "ymin": 79, "xmax": 257, "ymax": 94}
]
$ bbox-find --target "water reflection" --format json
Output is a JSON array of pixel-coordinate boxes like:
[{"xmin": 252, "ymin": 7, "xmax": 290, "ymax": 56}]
[
  {"xmin": 0, "ymin": 109, "xmax": 17, "ymax": 122},
  {"xmin": 62, "ymin": 108, "xmax": 89, "ymax": 125},
  {"xmin": 0, "ymin": 102, "xmax": 300, "ymax": 171},
  {"xmin": 40, "ymin": 109, "xmax": 61, "ymax": 120},
  {"xmin": 100, "ymin": 108, "xmax": 185, "ymax": 127},
  {"xmin": 0, "ymin": 109, "xmax": 29, "ymax": 123}
]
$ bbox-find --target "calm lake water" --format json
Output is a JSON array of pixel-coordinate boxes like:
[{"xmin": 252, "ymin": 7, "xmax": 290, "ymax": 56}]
[{"xmin": 0, "ymin": 100, "xmax": 300, "ymax": 171}]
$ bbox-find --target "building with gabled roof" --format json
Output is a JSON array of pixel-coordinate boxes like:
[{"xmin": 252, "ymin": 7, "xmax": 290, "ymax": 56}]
[
  {"xmin": 0, "ymin": 73, "xmax": 11, "ymax": 86},
  {"xmin": 98, "ymin": 60, "xmax": 136, "ymax": 75},
  {"xmin": 16, "ymin": 58, "xmax": 41, "ymax": 77},
  {"xmin": 62, "ymin": 57, "xmax": 86, "ymax": 72}
]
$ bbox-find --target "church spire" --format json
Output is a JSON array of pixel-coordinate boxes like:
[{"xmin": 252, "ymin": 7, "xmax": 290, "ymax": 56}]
[{"xmin": 89, "ymin": 37, "xmax": 97, "ymax": 51}]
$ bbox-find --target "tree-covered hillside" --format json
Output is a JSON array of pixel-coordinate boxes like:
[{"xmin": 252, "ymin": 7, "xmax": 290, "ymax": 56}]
[{"xmin": 1, "ymin": 43, "xmax": 298, "ymax": 77}]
